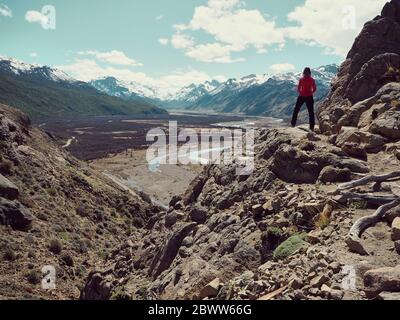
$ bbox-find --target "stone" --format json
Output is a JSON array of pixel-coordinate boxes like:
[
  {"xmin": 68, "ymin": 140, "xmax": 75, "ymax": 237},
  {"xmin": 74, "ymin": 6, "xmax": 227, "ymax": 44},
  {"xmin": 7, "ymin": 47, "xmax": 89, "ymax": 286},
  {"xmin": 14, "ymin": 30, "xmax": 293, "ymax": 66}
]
[
  {"xmin": 164, "ymin": 211, "xmax": 181, "ymax": 228},
  {"xmin": 0, "ymin": 197, "xmax": 33, "ymax": 231},
  {"xmin": 377, "ymin": 292, "xmax": 400, "ymax": 300},
  {"xmin": 321, "ymin": 284, "xmax": 331, "ymax": 295},
  {"xmin": 258, "ymin": 261, "xmax": 277, "ymax": 273},
  {"xmin": 150, "ymin": 223, "xmax": 197, "ymax": 278},
  {"xmin": 80, "ymin": 272, "xmax": 112, "ymax": 300},
  {"xmin": 0, "ymin": 174, "xmax": 19, "ymax": 200},
  {"xmin": 391, "ymin": 217, "xmax": 400, "ymax": 241},
  {"xmin": 189, "ymin": 205, "xmax": 207, "ymax": 224},
  {"xmin": 307, "ymin": 229, "xmax": 322, "ymax": 244},
  {"xmin": 364, "ymin": 265, "xmax": 400, "ymax": 298},
  {"xmin": 199, "ymin": 278, "xmax": 222, "ymax": 299},
  {"xmin": 370, "ymin": 110, "xmax": 400, "ymax": 140},
  {"xmin": 330, "ymin": 289, "xmax": 344, "ymax": 300},
  {"xmin": 310, "ymin": 274, "xmax": 329, "ymax": 288},
  {"xmin": 395, "ymin": 241, "xmax": 400, "ymax": 254},
  {"xmin": 346, "ymin": 236, "xmax": 369, "ymax": 255},
  {"xmin": 262, "ymin": 200, "xmax": 274, "ymax": 213},
  {"xmin": 319, "ymin": 166, "xmax": 352, "ymax": 183},
  {"xmin": 289, "ymin": 277, "xmax": 303, "ymax": 290},
  {"xmin": 329, "ymin": 262, "xmax": 342, "ymax": 273}
]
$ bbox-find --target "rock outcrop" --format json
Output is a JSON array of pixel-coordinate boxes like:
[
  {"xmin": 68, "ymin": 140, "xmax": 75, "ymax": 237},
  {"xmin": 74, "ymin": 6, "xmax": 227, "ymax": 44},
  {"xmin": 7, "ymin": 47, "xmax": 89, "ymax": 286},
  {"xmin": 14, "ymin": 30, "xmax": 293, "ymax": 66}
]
[{"xmin": 318, "ymin": 0, "xmax": 400, "ymax": 134}]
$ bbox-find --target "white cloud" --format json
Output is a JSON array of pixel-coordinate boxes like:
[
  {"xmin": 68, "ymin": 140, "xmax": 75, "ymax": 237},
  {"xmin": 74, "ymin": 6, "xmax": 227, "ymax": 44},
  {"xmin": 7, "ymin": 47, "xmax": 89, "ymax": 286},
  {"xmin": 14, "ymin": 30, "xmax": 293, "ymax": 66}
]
[
  {"xmin": 0, "ymin": 4, "xmax": 12, "ymax": 17},
  {"xmin": 57, "ymin": 59, "xmax": 225, "ymax": 98},
  {"xmin": 29, "ymin": 52, "xmax": 38, "ymax": 58},
  {"xmin": 158, "ymin": 38, "xmax": 169, "ymax": 45},
  {"xmin": 185, "ymin": 43, "xmax": 245, "ymax": 63},
  {"xmin": 77, "ymin": 50, "xmax": 143, "ymax": 67},
  {"xmin": 171, "ymin": 33, "xmax": 195, "ymax": 49},
  {"xmin": 269, "ymin": 63, "xmax": 296, "ymax": 74},
  {"xmin": 286, "ymin": 0, "xmax": 388, "ymax": 56},
  {"xmin": 166, "ymin": 0, "xmax": 284, "ymax": 63},
  {"xmin": 25, "ymin": 10, "xmax": 49, "ymax": 25},
  {"xmin": 156, "ymin": 14, "xmax": 164, "ymax": 21}
]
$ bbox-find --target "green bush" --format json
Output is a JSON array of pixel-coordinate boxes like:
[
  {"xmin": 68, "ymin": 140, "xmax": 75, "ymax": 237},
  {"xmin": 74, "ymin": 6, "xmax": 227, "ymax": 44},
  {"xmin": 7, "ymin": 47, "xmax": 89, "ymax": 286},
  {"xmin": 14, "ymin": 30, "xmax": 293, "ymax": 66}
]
[
  {"xmin": 273, "ymin": 234, "xmax": 307, "ymax": 260},
  {"xmin": 111, "ymin": 286, "xmax": 131, "ymax": 300}
]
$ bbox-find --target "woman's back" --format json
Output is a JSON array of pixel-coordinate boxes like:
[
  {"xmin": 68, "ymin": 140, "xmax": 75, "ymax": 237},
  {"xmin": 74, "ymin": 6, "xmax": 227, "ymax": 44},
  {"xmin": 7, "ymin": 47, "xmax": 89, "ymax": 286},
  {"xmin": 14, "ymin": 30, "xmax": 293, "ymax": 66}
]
[{"xmin": 298, "ymin": 76, "xmax": 316, "ymax": 97}]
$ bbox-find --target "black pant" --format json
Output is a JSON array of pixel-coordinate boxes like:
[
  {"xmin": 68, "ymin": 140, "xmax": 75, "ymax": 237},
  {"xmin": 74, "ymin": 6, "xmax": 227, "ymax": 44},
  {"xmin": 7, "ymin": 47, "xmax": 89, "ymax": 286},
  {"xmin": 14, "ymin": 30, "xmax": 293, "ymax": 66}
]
[{"xmin": 291, "ymin": 96, "xmax": 315, "ymax": 130}]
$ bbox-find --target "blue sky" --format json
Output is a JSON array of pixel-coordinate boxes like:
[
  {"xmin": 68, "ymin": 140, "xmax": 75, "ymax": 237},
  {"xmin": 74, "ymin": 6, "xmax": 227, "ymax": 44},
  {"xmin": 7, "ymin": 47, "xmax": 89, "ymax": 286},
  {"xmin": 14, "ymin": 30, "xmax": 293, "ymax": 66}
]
[{"xmin": 0, "ymin": 0, "xmax": 388, "ymax": 95}]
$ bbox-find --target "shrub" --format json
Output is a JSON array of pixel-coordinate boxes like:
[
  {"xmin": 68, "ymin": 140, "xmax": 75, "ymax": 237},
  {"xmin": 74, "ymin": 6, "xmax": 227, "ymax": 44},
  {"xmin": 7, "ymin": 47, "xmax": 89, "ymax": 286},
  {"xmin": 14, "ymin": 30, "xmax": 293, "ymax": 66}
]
[
  {"xmin": 315, "ymin": 213, "xmax": 330, "ymax": 230},
  {"xmin": 75, "ymin": 265, "xmax": 87, "ymax": 278},
  {"xmin": 273, "ymin": 234, "xmax": 307, "ymax": 260},
  {"xmin": 97, "ymin": 250, "xmax": 108, "ymax": 260},
  {"xmin": 60, "ymin": 253, "xmax": 74, "ymax": 267},
  {"xmin": 59, "ymin": 232, "xmax": 69, "ymax": 241},
  {"xmin": 47, "ymin": 187, "xmax": 58, "ymax": 197},
  {"xmin": 262, "ymin": 227, "xmax": 287, "ymax": 251},
  {"xmin": 49, "ymin": 239, "xmax": 62, "ymax": 255},
  {"xmin": 76, "ymin": 205, "xmax": 90, "ymax": 217},
  {"xmin": 111, "ymin": 286, "xmax": 131, "ymax": 300},
  {"xmin": 26, "ymin": 270, "xmax": 41, "ymax": 285},
  {"xmin": 3, "ymin": 249, "xmax": 17, "ymax": 261},
  {"xmin": 0, "ymin": 159, "xmax": 13, "ymax": 175}
]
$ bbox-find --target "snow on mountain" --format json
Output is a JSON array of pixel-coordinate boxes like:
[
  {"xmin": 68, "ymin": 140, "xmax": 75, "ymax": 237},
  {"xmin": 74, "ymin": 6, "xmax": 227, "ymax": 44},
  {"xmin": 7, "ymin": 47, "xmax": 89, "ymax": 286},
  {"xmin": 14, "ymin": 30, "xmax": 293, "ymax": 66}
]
[
  {"xmin": 0, "ymin": 56, "xmax": 76, "ymax": 83},
  {"xmin": 167, "ymin": 64, "xmax": 338, "ymax": 105}
]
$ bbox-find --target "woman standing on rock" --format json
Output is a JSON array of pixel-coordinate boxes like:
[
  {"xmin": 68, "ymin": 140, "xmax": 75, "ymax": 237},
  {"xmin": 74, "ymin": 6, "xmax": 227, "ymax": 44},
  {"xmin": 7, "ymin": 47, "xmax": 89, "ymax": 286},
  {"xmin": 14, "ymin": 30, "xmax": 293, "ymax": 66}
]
[{"xmin": 291, "ymin": 67, "xmax": 317, "ymax": 131}]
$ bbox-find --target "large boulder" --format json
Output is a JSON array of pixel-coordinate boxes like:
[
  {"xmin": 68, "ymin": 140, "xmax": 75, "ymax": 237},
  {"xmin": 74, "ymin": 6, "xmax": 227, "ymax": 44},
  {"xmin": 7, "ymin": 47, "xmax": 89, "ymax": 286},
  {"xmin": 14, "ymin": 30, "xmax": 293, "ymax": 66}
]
[
  {"xmin": 364, "ymin": 265, "xmax": 400, "ymax": 298},
  {"xmin": 0, "ymin": 197, "xmax": 33, "ymax": 231},
  {"xmin": 318, "ymin": 0, "xmax": 400, "ymax": 133},
  {"xmin": 318, "ymin": 166, "xmax": 352, "ymax": 183},
  {"xmin": 392, "ymin": 217, "xmax": 400, "ymax": 241},
  {"xmin": 334, "ymin": 128, "xmax": 389, "ymax": 159},
  {"xmin": 80, "ymin": 272, "xmax": 112, "ymax": 300},
  {"xmin": 370, "ymin": 110, "xmax": 400, "ymax": 140},
  {"xmin": 0, "ymin": 174, "xmax": 19, "ymax": 200}
]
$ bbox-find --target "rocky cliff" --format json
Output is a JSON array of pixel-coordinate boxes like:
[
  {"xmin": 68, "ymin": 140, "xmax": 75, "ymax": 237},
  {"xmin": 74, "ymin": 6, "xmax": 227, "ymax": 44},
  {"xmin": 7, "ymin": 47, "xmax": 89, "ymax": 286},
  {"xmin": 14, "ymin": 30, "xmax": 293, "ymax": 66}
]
[
  {"xmin": 81, "ymin": 0, "xmax": 400, "ymax": 301},
  {"xmin": 0, "ymin": 103, "xmax": 162, "ymax": 299},
  {"xmin": 318, "ymin": 0, "xmax": 400, "ymax": 134}
]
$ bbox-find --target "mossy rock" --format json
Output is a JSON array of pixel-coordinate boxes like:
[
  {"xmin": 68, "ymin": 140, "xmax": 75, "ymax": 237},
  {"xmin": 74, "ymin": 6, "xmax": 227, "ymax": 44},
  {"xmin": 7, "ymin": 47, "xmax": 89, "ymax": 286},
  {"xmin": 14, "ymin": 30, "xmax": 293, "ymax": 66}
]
[{"xmin": 273, "ymin": 234, "xmax": 308, "ymax": 260}]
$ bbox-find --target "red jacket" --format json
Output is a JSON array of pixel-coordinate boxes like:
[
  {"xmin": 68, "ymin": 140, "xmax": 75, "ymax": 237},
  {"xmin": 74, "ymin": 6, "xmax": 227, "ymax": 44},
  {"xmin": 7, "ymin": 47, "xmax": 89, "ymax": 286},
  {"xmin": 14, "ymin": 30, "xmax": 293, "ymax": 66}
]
[{"xmin": 298, "ymin": 76, "xmax": 317, "ymax": 97}]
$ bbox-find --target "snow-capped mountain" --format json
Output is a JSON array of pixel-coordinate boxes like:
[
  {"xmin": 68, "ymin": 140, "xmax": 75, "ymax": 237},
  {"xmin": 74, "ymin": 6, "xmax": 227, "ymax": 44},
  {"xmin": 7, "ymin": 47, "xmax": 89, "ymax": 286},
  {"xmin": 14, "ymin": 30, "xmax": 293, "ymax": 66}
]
[
  {"xmin": 89, "ymin": 77, "xmax": 160, "ymax": 101},
  {"xmin": 0, "ymin": 56, "xmax": 76, "ymax": 83},
  {"xmin": 89, "ymin": 64, "xmax": 338, "ymax": 117},
  {"xmin": 186, "ymin": 65, "xmax": 338, "ymax": 117},
  {"xmin": 0, "ymin": 56, "xmax": 166, "ymax": 119}
]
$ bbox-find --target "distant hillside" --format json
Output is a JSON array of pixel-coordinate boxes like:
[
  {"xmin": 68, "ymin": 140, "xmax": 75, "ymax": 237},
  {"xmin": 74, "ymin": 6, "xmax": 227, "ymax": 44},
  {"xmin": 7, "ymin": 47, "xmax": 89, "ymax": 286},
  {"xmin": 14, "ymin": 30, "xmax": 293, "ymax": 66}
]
[{"xmin": 0, "ymin": 58, "xmax": 167, "ymax": 121}]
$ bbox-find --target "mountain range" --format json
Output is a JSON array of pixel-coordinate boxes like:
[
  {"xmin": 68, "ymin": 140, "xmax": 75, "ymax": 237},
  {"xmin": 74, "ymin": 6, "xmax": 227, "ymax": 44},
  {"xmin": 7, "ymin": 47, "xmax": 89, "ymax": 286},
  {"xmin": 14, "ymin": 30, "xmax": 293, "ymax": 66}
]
[
  {"xmin": 0, "ymin": 55, "xmax": 338, "ymax": 121},
  {"xmin": 0, "ymin": 57, "xmax": 166, "ymax": 120},
  {"xmin": 90, "ymin": 64, "xmax": 339, "ymax": 119}
]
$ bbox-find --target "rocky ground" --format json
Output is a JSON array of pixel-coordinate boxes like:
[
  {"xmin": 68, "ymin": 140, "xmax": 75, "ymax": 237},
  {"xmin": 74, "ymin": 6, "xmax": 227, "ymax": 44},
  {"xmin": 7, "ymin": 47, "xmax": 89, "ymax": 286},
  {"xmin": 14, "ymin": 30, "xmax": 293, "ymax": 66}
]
[
  {"xmin": 80, "ymin": 122, "xmax": 400, "ymax": 300},
  {"xmin": 80, "ymin": 1, "xmax": 400, "ymax": 301},
  {"xmin": 0, "ymin": 103, "xmax": 162, "ymax": 299},
  {"xmin": 1, "ymin": 0, "xmax": 400, "ymax": 301}
]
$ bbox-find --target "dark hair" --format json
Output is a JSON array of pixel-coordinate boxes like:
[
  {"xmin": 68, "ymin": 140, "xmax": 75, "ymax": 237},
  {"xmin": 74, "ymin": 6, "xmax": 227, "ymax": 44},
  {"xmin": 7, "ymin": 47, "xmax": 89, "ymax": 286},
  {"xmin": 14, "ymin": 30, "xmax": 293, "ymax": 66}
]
[{"xmin": 303, "ymin": 67, "xmax": 311, "ymax": 76}]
